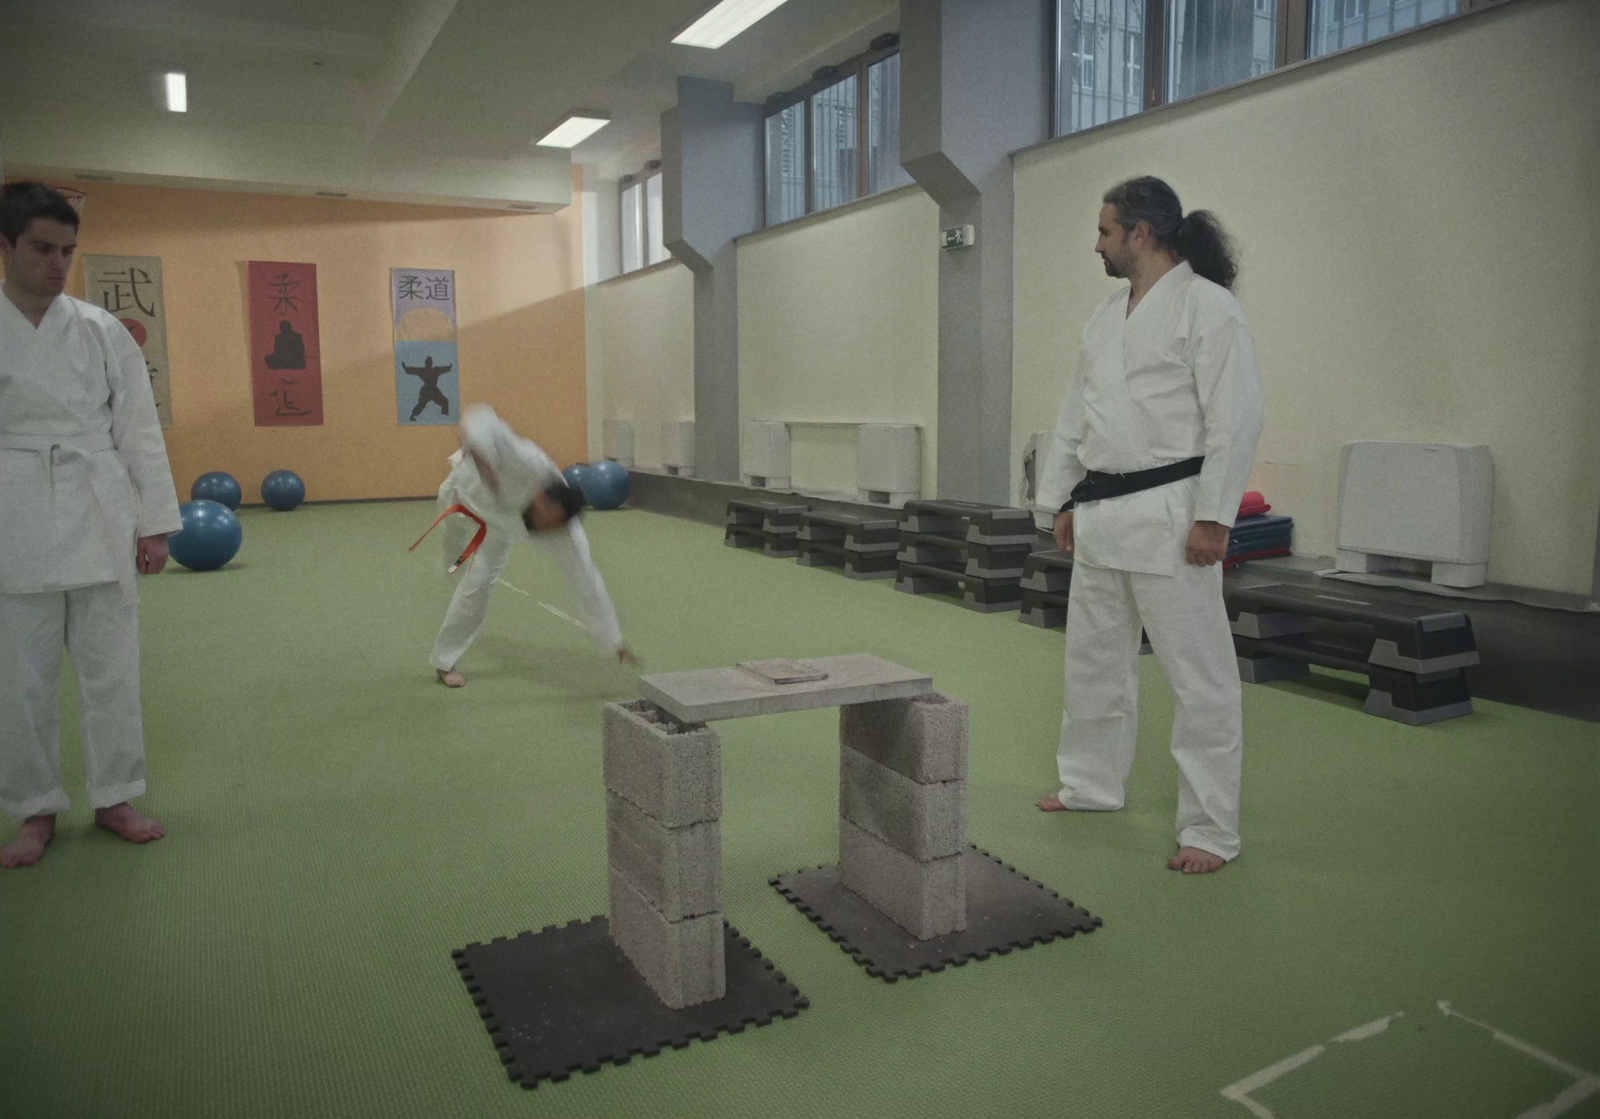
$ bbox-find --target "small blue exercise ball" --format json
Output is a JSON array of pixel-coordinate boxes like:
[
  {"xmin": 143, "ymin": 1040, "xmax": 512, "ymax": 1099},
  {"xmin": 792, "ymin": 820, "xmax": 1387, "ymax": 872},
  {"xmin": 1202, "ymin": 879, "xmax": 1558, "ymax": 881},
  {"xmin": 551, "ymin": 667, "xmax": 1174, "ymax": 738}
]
[
  {"xmin": 190, "ymin": 471, "xmax": 242, "ymax": 510},
  {"xmin": 582, "ymin": 459, "xmax": 631, "ymax": 511},
  {"xmin": 261, "ymin": 469, "xmax": 306, "ymax": 511},
  {"xmin": 169, "ymin": 500, "xmax": 243, "ymax": 571},
  {"xmin": 562, "ymin": 463, "xmax": 589, "ymax": 491}
]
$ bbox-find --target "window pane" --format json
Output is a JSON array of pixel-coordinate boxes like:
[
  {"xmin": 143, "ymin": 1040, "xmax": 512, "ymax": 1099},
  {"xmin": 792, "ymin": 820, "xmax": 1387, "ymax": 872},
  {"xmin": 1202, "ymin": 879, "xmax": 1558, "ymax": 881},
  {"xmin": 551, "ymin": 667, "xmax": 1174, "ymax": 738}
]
[
  {"xmin": 1167, "ymin": 0, "xmax": 1276, "ymax": 103},
  {"xmin": 764, "ymin": 103, "xmax": 805, "ymax": 225},
  {"xmin": 867, "ymin": 55, "xmax": 912, "ymax": 194},
  {"xmin": 811, "ymin": 75, "xmax": 858, "ymax": 212},
  {"xmin": 1056, "ymin": 0, "xmax": 1146, "ymax": 136},
  {"xmin": 620, "ymin": 181, "xmax": 644, "ymax": 273},
  {"xmin": 645, "ymin": 173, "xmax": 667, "ymax": 265},
  {"xmin": 1307, "ymin": 0, "xmax": 1456, "ymax": 57}
]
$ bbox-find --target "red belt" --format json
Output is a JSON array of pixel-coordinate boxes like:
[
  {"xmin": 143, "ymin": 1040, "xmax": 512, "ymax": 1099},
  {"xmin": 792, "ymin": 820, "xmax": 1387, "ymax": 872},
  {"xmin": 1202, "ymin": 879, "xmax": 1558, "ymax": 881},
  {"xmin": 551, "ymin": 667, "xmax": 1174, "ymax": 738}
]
[{"xmin": 409, "ymin": 503, "xmax": 487, "ymax": 573}]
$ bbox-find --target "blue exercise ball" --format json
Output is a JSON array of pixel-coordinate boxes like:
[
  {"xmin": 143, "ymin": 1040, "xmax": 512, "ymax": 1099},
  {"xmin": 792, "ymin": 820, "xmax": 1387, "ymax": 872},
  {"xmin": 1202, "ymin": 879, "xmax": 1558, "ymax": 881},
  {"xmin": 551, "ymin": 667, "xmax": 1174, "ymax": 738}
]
[
  {"xmin": 261, "ymin": 469, "xmax": 305, "ymax": 511},
  {"xmin": 190, "ymin": 471, "xmax": 242, "ymax": 510},
  {"xmin": 562, "ymin": 463, "xmax": 590, "ymax": 491},
  {"xmin": 583, "ymin": 459, "xmax": 631, "ymax": 510},
  {"xmin": 169, "ymin": 500, "xmax": 242, "ymax": 571}
]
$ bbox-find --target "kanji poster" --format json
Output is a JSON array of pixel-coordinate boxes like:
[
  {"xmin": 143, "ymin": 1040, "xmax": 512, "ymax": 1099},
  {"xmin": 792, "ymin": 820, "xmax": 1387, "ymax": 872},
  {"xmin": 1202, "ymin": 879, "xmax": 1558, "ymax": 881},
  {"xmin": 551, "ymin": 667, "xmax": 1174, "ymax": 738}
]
[
  {"xmin": 83, "ymin": 254, "xmax": 173, "ymax": 428},
  {"xmin": 248, "ymin": 261, "xmax": 323, "ymax": 426},
  {"xmin": 391, "ymin": 268, "xmax": 458, "ymax": 425}
]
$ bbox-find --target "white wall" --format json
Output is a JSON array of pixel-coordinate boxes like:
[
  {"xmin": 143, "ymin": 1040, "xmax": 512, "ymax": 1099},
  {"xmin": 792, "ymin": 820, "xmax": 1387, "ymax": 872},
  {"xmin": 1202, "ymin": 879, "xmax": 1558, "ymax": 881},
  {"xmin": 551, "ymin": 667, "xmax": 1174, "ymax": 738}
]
[
  {"xmin": 737, "ymin": 186, "xmax": 940, "ymax": 498},
  {"xmin": 592, "ymin": 262, "xmax": 695, "ymax": 468},
  {"xmin": 1013, "ymin": 0, "xmax": 1600, "ymax": 594}
]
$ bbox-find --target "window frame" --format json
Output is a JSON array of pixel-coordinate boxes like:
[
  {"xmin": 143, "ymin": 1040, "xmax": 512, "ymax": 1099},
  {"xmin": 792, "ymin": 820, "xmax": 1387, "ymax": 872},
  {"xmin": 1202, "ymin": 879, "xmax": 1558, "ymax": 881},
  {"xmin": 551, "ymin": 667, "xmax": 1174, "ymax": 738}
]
[
  {"xmin": 761, "ymin": 40, "xmax": 902, "ymax": 227},
  {"xmin": 1054, "ymin": 0, "xmax": 1504, "ymax": 139},
  {"xmin": 618, "ymin": 161, "xmax": 667, "ymax": 276}
]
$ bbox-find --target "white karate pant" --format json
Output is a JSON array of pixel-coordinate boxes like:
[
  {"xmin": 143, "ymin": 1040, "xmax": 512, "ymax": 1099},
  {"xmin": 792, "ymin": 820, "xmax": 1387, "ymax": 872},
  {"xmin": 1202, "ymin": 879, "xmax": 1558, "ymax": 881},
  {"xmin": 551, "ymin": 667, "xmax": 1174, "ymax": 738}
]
[
  {"xmin": 1056, "ymin": 558, "xmax": 1243, "ymax": 860},
  {"xmin": 0, "ymin": 583, "xmax": 147, "ymax": 821},
  {"xmin": 428, "ymin": 512, "xmax": 515, "ymax": 672}
]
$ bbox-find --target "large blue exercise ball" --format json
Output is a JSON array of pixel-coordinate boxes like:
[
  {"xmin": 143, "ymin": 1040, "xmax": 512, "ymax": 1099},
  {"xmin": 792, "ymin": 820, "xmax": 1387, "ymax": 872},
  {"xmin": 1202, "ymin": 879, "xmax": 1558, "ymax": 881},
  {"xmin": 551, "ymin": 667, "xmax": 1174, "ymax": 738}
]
[
  {"xmin": 583, "ymin": 460, "xmax": 631, "ymax": 511},
  {"xmin": 190, "ymin": 471, "xmax": 242, "ymax": 510},
  {"xmin": 169, "ymin": 500, "xmax": 242, "ymax": 571},
  {"xmin": 261, "ymin": 469, "xmax": 306, "ymax": 511},
  {"xmin": 562, "ymin": 463, "xmax": 590, "ymax": 491}
]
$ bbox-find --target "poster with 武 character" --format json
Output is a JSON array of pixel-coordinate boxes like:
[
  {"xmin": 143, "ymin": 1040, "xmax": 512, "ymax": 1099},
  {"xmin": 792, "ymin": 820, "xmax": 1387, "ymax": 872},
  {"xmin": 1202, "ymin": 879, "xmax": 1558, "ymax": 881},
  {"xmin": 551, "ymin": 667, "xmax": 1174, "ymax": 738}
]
[
  {"xmin": 248, "ymin": 261, "xmax": 323, "ymax": 426},
  {"xmin": 391, "ymin": 268, "xmax": 458, "ymax": 425},
  {"xmin": 82, "ymin": 255, "xmax": 173, "ymax": 428}
]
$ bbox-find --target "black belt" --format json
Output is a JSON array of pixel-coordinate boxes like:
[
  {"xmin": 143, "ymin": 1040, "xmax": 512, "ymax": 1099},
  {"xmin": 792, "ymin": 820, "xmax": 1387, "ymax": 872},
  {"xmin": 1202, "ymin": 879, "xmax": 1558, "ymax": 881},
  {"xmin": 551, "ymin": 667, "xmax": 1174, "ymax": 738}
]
[{"xmin": 1062, "ymin": 457, "xmax": 1204, "ymax": 511}]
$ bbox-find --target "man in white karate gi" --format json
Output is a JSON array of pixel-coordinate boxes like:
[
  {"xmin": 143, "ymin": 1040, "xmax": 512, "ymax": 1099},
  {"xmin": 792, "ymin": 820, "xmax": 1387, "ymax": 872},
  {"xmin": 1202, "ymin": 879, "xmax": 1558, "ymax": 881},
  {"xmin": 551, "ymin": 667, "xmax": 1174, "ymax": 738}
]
[
  {"xmin": 423, "ymin": 403, "xmax": 634, "ymax": 686},
  {"xmin": 1, "ymin": 182, "xmax": 181, "ymax": 869},
  {"xmin": 1035, "ymin": 176, "xmax": 1264, "ymax": 874}
]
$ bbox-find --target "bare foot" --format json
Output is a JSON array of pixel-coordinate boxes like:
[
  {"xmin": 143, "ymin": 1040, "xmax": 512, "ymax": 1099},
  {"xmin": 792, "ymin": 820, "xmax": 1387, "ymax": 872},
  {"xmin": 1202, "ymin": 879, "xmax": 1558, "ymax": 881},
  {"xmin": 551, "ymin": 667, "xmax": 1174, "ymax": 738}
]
[
  {"xmin": 1167, "ymin": 846, "xmax": 1225, "ymax": 874},
  {"xmin": 437, "ymin": 668, "xmax": 466, "ymax": 688},
  {"xmin": 94, "ymin": 803, "xmax": 165, "ymax": 844},
  {"xmin": 1036, "ymin": 793, "xmax": 1072, "ymax": 812},
  {"xmin": 0, "ymin": 815, "xmax": 56, "ymax": 868}
]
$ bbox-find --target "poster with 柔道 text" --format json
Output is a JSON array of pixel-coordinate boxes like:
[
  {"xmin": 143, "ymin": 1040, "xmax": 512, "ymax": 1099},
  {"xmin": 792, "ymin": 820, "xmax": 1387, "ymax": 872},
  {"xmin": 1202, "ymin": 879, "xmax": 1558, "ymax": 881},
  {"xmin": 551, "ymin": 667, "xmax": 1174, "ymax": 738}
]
[
  {"xmin": 83, "ymin": 254, "xmax": 173, "ymax": 428},
  {"xmin": 391, "ymin": 268, "xmax": 458, "ymax": 425},
  {"xmin": 248, "ymin": 261, "xmax": 323, "ymax": 426}
]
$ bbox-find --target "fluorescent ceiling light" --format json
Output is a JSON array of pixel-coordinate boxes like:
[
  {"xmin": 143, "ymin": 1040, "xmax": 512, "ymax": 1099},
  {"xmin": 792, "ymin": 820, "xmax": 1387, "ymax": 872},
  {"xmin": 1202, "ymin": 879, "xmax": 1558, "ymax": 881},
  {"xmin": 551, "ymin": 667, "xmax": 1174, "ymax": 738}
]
[
  {"xmin": 672, "ymin": 0, "xmax": 792, "ymax": 49},
  {"xmin": 164, "ymin": 70, "xmax": 187, "ymax": 113},
  {"xmin": 536, "ymin": 112, "xmax": 610, "ymax": 148}
]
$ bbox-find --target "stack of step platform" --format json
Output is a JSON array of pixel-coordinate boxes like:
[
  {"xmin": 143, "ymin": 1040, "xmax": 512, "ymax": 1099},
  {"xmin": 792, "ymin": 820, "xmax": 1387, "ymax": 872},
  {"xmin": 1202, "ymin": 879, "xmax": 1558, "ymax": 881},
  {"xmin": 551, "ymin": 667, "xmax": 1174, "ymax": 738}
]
[
  {"xmin": 1018, "ymin": 550, "xmax": 1073, "ymax": 628},
  {"xmin": 1227, "ymin": 582, "xmax": 1479, "ymax": 724},
  {"xmin": 795, "ymin": 511, "xmax": 900, "ymax": 579},
  {"xmin": 724, "ymin": 500, "xmax": 807, "ymax": 558},
  {"xmin": 894, "ymin": 501, "xmax": 1038, "ymax": 613}
]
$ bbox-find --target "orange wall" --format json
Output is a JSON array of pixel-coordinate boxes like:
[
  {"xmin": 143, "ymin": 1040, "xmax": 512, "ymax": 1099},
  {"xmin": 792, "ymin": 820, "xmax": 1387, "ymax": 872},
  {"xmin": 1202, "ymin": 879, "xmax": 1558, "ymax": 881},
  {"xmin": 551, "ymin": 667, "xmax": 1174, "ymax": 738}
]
[{"xmin": 23, "ymin": 175, "xmax": 589, "ymax": 502}]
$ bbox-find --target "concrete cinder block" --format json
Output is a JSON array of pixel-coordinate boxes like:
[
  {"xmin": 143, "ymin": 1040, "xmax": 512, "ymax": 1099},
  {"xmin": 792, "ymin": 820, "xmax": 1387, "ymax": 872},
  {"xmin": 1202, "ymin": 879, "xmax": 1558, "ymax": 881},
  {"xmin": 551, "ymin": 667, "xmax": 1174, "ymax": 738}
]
[
  {"xmin": 639, "ymin": 653, "xmax": 933, "ymax": 724},
  {"xmin": 602, "ymin": 701, "xmax": 721, "ymax": 827},
  {"xmin": 608, "ymin": 867, "xmax": 726, "ymax": 1009},
  {"xmin": 839, "ymin": 692, "xmax": 968, "ymax": 784},
  {"xmin": 839, "ymin": 748, "xmax": 965, "ymax": 860},
  {"xmin": 606, "ymin": 790, "xmax": 722, "ymax": 921},
  {"xmin": 839, "ymin": 818, "xmax": 965, "ymax": 939}
]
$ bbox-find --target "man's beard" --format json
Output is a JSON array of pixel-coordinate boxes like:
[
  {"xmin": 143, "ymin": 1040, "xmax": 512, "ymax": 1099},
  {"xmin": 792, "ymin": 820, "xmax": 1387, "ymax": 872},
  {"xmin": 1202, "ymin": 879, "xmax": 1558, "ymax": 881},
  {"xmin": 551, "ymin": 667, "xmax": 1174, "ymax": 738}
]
[{"xmin": 1100, "ymin": 254, "xmax": 1123, "ymax": 278}]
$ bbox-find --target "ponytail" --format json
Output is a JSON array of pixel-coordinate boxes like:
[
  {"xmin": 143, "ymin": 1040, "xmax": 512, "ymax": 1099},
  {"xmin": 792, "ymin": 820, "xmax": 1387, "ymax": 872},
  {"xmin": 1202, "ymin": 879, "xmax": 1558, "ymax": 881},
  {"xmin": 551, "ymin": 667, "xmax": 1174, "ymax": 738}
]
[
  {"xmin": 1175, "ymin": 210, "xmax": 1238, "ymax": 291},
  {"xmin": 1103, "ymin": 177, "xmax": 1241, "ymax": 292}
]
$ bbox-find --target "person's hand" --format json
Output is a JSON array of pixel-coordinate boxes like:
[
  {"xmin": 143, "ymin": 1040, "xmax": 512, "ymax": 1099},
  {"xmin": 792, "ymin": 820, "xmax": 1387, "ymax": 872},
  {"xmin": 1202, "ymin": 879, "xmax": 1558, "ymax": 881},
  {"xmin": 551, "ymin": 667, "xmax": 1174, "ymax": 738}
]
[
  {"xmin": 1054, "ymin": 510, "xmax": 1074, "ymax": 553},
  {"xmin": 136, "ymin": 534, "xmax": 169, "ymax": 575},
  {"xmin": 1185, "ymin": 521, "xmax": 1230, "ymax": 567},
  {"xmin": 617, "ymin": 646, "xmax": 640, "ymax": 667}
]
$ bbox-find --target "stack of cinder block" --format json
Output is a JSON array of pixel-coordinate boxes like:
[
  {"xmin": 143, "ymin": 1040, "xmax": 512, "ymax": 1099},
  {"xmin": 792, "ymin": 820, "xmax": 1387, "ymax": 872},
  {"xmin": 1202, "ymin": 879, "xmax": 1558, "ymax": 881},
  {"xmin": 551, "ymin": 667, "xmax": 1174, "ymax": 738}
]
[
  {"xmin": 837, "ymin": 693, "xmax": 969, "ymax": 939},
  {"xmin": 1018, "ymin": 550, "xmax": 1074, "ymax": 628},
  {"xmin": 724, "ymin": 500, "xmax": 807, "ymax": 558},
  {"xmin": 796, "ymin": 511, "xmax": 900, "ymax": 579},
  {"xmin": 894, "ymin": 500, "xmax": 1038, "ymax": 613},
  {"xmin": 602, "ymin": 700, "xmax": 726, "ymax": 1009}
]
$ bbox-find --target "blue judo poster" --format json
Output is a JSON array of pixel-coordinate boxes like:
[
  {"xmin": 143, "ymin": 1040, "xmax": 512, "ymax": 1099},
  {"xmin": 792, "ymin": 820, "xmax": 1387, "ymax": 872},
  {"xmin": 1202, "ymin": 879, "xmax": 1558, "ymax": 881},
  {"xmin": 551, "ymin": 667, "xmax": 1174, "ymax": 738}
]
[{"xmin": 391, "ymin": 267, "xmax": 459, "ymax": 425}]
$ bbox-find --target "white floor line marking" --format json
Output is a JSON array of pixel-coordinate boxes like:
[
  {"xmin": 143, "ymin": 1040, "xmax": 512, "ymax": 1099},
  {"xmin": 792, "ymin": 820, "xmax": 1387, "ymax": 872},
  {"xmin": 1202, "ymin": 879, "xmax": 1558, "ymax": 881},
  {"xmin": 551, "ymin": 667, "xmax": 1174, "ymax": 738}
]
[
  {"xmin": 1438, "ymin": 1001, "xmax": 1600, "ymax": 1119},
  {"xmin": 1221, "ymin": 1045, "xmax": 1327, "ymax": 1118},
  {"xmin": 1332, "ymin": 1012, "xmax": 1406, "ymax": 1044},
  {"xmin": 498, "ymin": 578, "xmax": 533, "ymax": 597},
  {"xmin": 497, "ymin": 578, "xmax": 584, "ymax": 629}
]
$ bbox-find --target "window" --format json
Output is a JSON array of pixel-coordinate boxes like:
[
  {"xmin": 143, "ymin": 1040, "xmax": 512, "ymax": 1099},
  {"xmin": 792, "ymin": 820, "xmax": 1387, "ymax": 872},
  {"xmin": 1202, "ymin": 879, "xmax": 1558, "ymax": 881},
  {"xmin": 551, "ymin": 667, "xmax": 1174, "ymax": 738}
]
[
  {"xmin": 619, "ymin": 167, "xmax": 668, "ymax": 275},
  {"xmin": 761, "ymin": 39, "xmax": 907, "ymax": 226},
  {"xmin": 1054, "ymin": 0, "xmax": 1467, "ymax": 136}
]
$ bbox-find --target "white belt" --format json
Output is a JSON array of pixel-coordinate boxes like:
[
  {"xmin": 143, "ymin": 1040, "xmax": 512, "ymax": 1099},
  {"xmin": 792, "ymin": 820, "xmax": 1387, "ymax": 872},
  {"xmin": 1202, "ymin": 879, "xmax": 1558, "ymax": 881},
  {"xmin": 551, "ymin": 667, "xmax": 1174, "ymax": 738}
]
[{"xmin": 0, "ymin": 432, "xmax": 116, "ymax": 455}]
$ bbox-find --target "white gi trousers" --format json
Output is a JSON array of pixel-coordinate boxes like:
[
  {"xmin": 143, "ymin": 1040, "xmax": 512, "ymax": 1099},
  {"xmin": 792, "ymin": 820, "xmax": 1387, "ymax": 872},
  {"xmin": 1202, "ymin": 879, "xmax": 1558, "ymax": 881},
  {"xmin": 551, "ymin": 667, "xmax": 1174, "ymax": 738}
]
[
  {"xmin": 429, "ymin": 513, "xmax": 516, "ymax": 673},
  {"xmin": 0, "ymin": 583, "xmax": 146, "ymax": 820},
  {"xmin": 1056, "ymin": 557, "xmax": 1242, "ymax": 861}
]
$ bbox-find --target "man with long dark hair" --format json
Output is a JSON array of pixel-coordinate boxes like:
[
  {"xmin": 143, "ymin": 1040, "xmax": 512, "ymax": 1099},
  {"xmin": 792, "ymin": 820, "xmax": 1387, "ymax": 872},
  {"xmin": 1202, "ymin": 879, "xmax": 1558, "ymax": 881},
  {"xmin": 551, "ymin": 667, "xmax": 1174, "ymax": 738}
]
[
  {"xmin": 0, "ymin": 182, "xmax": 180, "ymax": 867},
  {"xmin": 1034, "ymin": 176, "xmax": 1264, "ymax": 874}
]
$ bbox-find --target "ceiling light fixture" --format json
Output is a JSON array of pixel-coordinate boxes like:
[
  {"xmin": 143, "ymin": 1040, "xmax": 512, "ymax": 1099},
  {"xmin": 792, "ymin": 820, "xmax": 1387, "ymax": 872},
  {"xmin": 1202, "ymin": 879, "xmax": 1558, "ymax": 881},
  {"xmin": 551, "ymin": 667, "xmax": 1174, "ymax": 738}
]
[
  {"xmin": 536, "ymin": 111, "xmax": 611, "ymax": 148},
  {"xmin": 672, "ymin": 0, "xmax": 793, "ymax": 49},
  {"xmin": 164, "ymin": 70, "xmax": 187, "ymax": 113}
]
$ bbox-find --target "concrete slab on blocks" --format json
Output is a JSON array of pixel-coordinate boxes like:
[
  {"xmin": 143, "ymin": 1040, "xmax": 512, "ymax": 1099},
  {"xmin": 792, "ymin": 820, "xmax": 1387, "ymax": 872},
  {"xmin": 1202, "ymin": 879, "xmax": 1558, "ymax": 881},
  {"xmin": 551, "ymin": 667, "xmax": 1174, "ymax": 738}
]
[
  {"xmin": 606, "ymin": 790, "xmax": 722, "ymax": 922},
  {"xmin": 602, "ymin": 700, "xmax": 722, "ymax": 828},
  {"xmin": 839, "ymin": 747, "xmax": 965, "ymax": 861},
  {"xmin": 639, "ymin": 653, "xmax": 934, "ymax": 724},
  {"xmin": 839, "ymin": 818, "xmax": 965, "ymax": 940},
  {"xmin": 838, "ymin": 692, "xmax": 968, "ymax": 784},
  {"xmin": 608, "ymin": 867, "xmax": 726, "ymax": 1010}
]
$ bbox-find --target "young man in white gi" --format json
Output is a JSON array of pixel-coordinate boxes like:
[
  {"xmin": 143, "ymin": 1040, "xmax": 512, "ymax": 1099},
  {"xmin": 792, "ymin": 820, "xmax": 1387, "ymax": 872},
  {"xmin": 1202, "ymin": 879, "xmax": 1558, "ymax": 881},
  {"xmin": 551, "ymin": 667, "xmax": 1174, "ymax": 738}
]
[
  {"xmin": 1034, "ymin": 176, "xmax": 1264, "ymax": 874},
  {"xmin": 424, "ymin": 403, "xmax": 634, "ymax": 686},
  {"xmin": 0, "ymin": 182, "xmax": 181, "ymax": 869}
]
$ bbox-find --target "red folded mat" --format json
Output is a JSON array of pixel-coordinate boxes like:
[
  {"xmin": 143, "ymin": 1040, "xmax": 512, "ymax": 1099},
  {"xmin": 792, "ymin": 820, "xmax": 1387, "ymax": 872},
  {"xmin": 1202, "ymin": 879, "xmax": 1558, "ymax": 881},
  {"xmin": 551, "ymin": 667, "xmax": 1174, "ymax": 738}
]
[{"xmin": 1237, "ymin": 490, "xmax": 1271, "ymax": 519}]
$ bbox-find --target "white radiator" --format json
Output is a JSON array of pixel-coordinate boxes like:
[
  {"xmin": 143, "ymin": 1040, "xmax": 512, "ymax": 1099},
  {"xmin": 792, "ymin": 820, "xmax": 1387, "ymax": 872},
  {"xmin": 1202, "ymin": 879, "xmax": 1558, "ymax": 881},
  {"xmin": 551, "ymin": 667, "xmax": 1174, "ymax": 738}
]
[
  {"xmin": 1335, "ymin": 440, "xmax": 1493, "ymax": 588},
  {"xmin": 740, "ymin": 421, "xmax": 791, "ymax": 489},
  {"xmin": 857, "ymin": 424, "xmax": 920, "ymax": 506},
  {"xmin": 661, "ymin": 420, "xmax": 696, "ymax": 478},
  {"xmin": 602, "ymin": 419, "xmax": 635, "ymax": 467}
]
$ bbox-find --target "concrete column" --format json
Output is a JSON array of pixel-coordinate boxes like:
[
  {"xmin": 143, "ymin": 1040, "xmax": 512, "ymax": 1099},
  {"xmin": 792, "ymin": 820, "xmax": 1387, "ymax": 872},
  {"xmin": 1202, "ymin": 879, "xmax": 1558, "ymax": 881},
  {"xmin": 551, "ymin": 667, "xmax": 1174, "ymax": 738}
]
[
  {"xmin": 899, "ymin": 0, "xmax": 1051, "ymax": 504},
  {"xmin": 662, "ymin": 78, "xmax": 763, "ymax": 483}
]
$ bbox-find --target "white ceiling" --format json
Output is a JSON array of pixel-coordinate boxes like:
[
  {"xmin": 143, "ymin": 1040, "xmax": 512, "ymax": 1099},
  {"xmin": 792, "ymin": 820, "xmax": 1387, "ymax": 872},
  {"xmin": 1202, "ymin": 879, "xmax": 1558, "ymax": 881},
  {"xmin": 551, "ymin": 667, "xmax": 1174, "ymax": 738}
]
[{"xmin": 0, "ymin": 0, "xmax": 897, "ymax": 198}]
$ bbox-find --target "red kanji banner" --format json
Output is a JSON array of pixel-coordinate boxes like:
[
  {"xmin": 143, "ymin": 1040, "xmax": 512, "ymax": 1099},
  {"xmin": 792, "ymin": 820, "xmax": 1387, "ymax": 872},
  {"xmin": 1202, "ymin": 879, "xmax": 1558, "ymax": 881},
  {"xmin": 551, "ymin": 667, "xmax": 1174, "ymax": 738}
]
[{"xmin": 248, "ymin": 261, "xmax": 323, "ymax": 426}]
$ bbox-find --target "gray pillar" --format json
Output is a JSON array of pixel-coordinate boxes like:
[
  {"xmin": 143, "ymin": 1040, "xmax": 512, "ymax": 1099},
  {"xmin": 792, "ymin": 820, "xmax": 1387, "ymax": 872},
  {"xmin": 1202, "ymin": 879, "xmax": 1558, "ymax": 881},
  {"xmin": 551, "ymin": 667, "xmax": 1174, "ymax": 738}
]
[
  {"xmin": 900, "ymin": 0, "xmax": 1050, "ymax": 505},
  {"xmin": 662, "ymin": 78, "xmax": 763, "ymax": 483}
]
